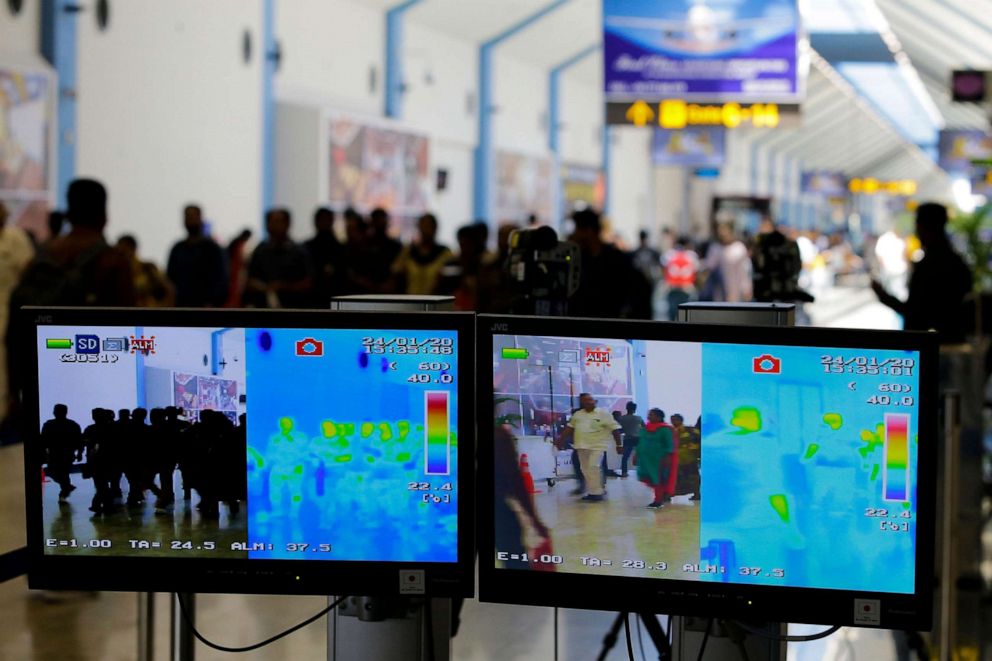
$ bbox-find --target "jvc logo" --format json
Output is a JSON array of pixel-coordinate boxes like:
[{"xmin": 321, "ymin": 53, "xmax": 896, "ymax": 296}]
[{"xmin": 491, "ymin": 323, "xmax": 509, "ymax": 332}]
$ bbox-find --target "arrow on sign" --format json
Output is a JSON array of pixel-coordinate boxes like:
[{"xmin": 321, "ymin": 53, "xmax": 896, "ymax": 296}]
[{"xmin": 626, "ymin": 100, "xmax": 655, "ymax": 127}]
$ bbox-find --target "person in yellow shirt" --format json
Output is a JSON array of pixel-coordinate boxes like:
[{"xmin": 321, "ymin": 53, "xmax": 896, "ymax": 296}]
[{"xmin": 558, "ymin": 393, "xmax": 621, "ymax": 502}]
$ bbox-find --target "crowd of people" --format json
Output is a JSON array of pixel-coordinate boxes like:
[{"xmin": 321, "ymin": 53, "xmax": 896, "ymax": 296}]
[
  {"xmin": 40, "ymin": 403, "xmax": 246, "ymax": 519},
  {"xmin": 559, "ymin": 395, "xmax": 700, "ymax": 509}
]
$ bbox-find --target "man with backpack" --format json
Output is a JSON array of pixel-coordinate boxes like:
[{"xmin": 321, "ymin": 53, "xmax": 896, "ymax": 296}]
[{"xmin": 6, "ymin": 179, "xmax": 136, "ymax": 427}]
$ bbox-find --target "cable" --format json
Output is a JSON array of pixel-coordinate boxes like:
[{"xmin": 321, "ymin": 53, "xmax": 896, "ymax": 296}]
[
  {"xmin": 624, "ymin": 613, "xmax": 635, "ymax": 660},
  {"xmin": 554, "ymin": 607, "xmax": 559, "ymax": 661},
  {"xmin": 696, "ymin": 618, "xmax": 713, "ymax": 661},
  {"xmin": 733, "ymin": 621, "xmax": 842, "ymax": 642},
  {"xmin": 176, "ymin": 593, "xmax": 347, "ymax": 654}
]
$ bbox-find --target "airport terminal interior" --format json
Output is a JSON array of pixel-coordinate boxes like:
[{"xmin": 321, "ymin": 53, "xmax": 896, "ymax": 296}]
[{"xmin": 3, "ymin": 0, "xmax": 992, "ymax": 659}]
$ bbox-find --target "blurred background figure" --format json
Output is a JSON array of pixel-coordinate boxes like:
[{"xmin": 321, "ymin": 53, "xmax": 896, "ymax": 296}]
[
  {"xmin": 392, "ymin": 212, "xmax": 451, "ymax": 295},
  {"xmin": 0, "ymin": 200, "xmax": 34, "ymax": 418},
  {"xmin": 167, "ymin": 204, "xmax": 227, "ymax": 307},
  {"xmin": 304, "ymin": 207, "xmax": 343, "ymax": 307},
  {"xmin": 751, "ymin": 215, "xmax": 811, "ymax": 305},
  {"xmin": 701, "ymin": 222, "xmax": 752, "ymax": 302},
  {"xmin": 243, "ymin": 208, "xmax": 313, "ymax": 308},
  {"xmin": 662, "ymin": 236, "xmax": 699, "ymax": 321},
  {"xmin": 115, "ymin": 235, "xmax": 174, "ymax": 307}
]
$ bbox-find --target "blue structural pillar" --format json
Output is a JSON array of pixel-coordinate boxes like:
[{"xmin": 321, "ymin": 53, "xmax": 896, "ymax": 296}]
[
  {"xmin": 549, "ymin": 44, "xmax": 599, "ymax": 224},
  {"xmin": 385, "ymin": 0, "xmax": 423, "ymax": 119},
  {"xmin": 41, "ymin": 0, "xmax": 78, "ymax": 204},
  {"xmin": 261, "ymin": 0, "xmax": 277, "ymax": 216},
  {"xmin": 473, "ymin": 0, "xmax": 571, "ymax": 224}
]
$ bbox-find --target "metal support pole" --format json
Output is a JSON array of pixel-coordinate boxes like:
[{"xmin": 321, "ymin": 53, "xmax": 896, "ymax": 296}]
[
  {"xmin": 261, "ymin": 0, "xmax": 277, "ymax": 215},
  {"xmin": 384, "ymin": 0, "xmax": 424, "ymax": 119},
  {"xmin": 40, "ymin": 0, "xmax": 79, "ymax": 202},
  {"xmin": 138, "ymin": 592, "xmax": 155, "ymax": 661},
  {"xmin": 938, "ymin": 391, "xmax": 960, "ymax": 661},
  {"xmin": 473, "ymin": 0, "xmax": 572, "ymax": 225},
  {"xmin": 171, "ymin": 593, "xmax": 195, "ymax": 661}
]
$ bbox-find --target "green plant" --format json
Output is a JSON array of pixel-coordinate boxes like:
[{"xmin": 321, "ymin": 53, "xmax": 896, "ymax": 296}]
[
  {"xmin": 951, "ymin": 203, "xmax": 992, "ymax": 339},
  {"xmin": 951, "ymin": 203, "xmax": 992, "ymax": 293},
  {"xmin": 493, "ymin": 396, "xmax": 523, "ymax": 428}
]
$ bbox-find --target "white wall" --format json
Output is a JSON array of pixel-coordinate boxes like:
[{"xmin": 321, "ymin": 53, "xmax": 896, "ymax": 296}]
[
  {"xmin": 275, "ymin": 0, "xmax": 382, "ymax": 116},
  {"xmin": 493, "ymin": 54, "xmax": 547, "ymax": 158},
  {"xmin": 0, "ymin": 0, "xmax": 40, "ymax": 59},
  {"xmin": 559, "ymin": 77, "xmax": 602, "ymax": 168},
  {"xmin": 76, "ymin": 0, "xmax": 263, "ymax": 265}
]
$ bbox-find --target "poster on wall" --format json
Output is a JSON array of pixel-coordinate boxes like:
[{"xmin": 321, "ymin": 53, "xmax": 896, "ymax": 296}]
[
  {"xmin": 328, "ymin": 116, "xmax": 432, "ymax": 222},
  {"xmin": 0, "ymin": 65, "xmax": 54, "ymax": 238},
  {"xmin": 495, "ymin": 151, "xmax": 554, "ymax": 225},
  {"xmin": 560, "ymin": 163, "xmax": 605, "ymax": 217},
  {"xmin": 602, "ymin": 0, "xmax": 801, "ymax": 102},
  {"xmin": 651, "ymin": 127, "xmax": 725, "ymax": 166}
]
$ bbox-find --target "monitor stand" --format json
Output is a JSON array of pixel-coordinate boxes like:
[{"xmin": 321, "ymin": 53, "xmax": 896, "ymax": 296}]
[
  {"xmin": 672, "ymin": 301, "xmax": 793, "ymax": 661},
  {"xmin": 327, "ymin": 295, "xmax": 456, "ymax": 661}
]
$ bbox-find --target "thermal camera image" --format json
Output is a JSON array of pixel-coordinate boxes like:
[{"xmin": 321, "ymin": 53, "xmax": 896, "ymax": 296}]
[
  {"xmin": 699, "ymin": 344, "xmax": 919, "ymax": 593},
  {"xmin": 245, "ymin": 328, "xmax": 459, "ymax": 562},
  {"xmin": 492, "ymin": 335, "xmax": 921, "ymax": 595}
]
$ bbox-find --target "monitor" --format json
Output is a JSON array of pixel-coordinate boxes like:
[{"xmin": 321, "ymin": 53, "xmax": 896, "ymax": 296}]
[
  {"xmin": 477, "ymin": 315, "xmax": 936, "ymax": 629},
  {"xmin": 23, "ymin": 307, "xmax": 474, "ymax": 596}
]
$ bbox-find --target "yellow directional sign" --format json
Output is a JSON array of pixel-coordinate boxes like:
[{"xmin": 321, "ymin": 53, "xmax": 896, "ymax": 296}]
[
  {"xmin": 625, "ymin": 100, "xmax": 655, "ymax": 127},
  {"xmin": 848, "ymin": 178, "xmax": 917, "ymax": 196},
  {"xmin": 606, "ymin": 100, "xmax": 799, "ymax": 128}
]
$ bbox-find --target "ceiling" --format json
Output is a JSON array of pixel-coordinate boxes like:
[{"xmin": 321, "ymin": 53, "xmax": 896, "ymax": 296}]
[{"xmin": 370, "ymin": 0, "xmax": 988, "ymax": 190}]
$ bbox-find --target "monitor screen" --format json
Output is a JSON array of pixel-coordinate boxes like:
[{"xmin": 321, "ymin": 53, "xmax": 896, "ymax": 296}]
[
  {"xmin": 23, "ymin": 308, "xmax": 474, "ymax": 596},
  {"xmin": 477, "ymin": 315, "xmax": 936, "ymax": 629}
]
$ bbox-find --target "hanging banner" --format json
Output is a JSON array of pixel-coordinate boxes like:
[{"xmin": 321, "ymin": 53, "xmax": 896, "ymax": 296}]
[
  {"xmin": 0, "ymin": 64, "xmax": 55, "ymax": 237},
  {"xmin": 651, "ymin": 126, "xmax": 725, "ymax": 166},
  {"xmin": 603, "ymin": 0, "xmax": 802, "ymax": 105}
]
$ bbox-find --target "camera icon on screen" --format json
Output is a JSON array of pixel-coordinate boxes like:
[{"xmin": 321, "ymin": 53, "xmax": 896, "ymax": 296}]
[
  {"xmin": 752, "ymin": 354, "xmax": 782, "ymax": 374},
  {"xmin": 295, "ymin": 337, "xmax": 324, "ymax": 357}
]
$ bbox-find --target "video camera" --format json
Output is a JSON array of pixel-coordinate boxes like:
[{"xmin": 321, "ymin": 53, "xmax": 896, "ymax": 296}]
[{"xmin": 505, "ymin": 226, "xmax": 580, "ymax": 317}]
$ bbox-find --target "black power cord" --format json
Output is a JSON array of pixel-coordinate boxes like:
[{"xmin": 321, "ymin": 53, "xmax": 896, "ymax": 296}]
[
  {"xmin": 554, "ymin": 607, "xmax": 559, "ymax": 661},
  {"xmin": 696, "ymin": 618, "xmax": 713, "ymax": 661},
  {"xmin": 176, "ymin": 593, "xmax": 347, "ymax": 653}
]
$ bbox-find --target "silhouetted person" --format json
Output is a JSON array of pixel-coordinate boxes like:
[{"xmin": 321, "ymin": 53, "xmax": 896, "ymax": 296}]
[
  {"xmin": 244, "ymin": 208, "xmax": 314, "ymax": 308},
  {"xmin": 167, "ymin": 204, "xmax": 228, "ymax": 307},
  {"xmin": 109, "ymin": 409, "xmax": 130, "ymax": 502},
  {"xmin": 149, "ymin": 408, "xmax": 177, "ymax": 512},
  {"xmin": 117, "ymin": 234, "xmax": 173, "ymax": 307},
  {"xmin": 40, "ymin": 404, "xmax": 83, "ymax": 500},
  {"xmin": 124, "ymin": 407, "xmax": 154, "ymax": 506},
  {"xmin": 82, "ymin": 408, "xmax": 117, "ymax": 513},
  {"xmin": 225, "ymin": 228, "xmax": 253, "ymax": 307},
  {"xmin": 872, "ymin": 202, "xmax": 972, "ymax": 343},
  {"xmin": 365, "ymin": 207, "xmax": 403, "ymax": 293},
  {"xmin": 752, "ymin": 216, "xmax": 811, "ymax": 303},
  {"xmin": 393, "ymin": 213, "xmax": 451, "ymax": 295},
  {"xmin": 304, "ymin": 207, "xmax": 343, "ymax": 306},
  {"xmin": 568, "ymin": 209, "xmax": 650, "ymax": 319},
  {"xmin": 165, "ymin": 406, "xmax": 195, "ymax": 502},
  {"xmin": 438, "ymin": 223, "xmax": 499, "ymax": 311}
]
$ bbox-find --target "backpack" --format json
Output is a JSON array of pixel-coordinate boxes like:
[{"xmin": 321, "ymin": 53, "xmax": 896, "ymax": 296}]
[{"xmin": 10, "ymin": 241, "xmax": 109, "ymax": 309}]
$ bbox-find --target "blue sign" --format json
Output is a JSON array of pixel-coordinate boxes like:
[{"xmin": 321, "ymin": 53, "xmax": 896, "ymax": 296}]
[
  {"xmin": 652, "ymin": 126, "xmax": 726, "ymax": 166},
  {"xmin": 603, "ymin": 0, "xmax": 800, "ymax": 102},
  {"xmin": 938, "ymin": 130, "xmax": 992, "ymax": 174},
  {"xmin": 801, "ymin": 171, "xmax": 847, "ymax": 197},
  {"xmin": 75, "ymin": 334, "xmax": 100, "ymax": 355}
]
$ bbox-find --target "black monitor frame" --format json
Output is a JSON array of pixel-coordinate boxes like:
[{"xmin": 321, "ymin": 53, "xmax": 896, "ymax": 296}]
[
  {"xmin": 22, "ymin": 307, "xmax": 475, "ymax": 597},
  {"xmin": 476, "ymin": 314, "xmax": 937, "ymax": 630}
]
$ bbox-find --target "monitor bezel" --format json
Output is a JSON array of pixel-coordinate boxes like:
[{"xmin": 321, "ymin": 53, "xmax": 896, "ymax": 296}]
[
  {"xmin": 22, "ymin": 306, "xmax": 476, "ymax": 597},
  {"xmin": 476, "ymin": 314, "xmax": 937, "ymax": 630}
]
